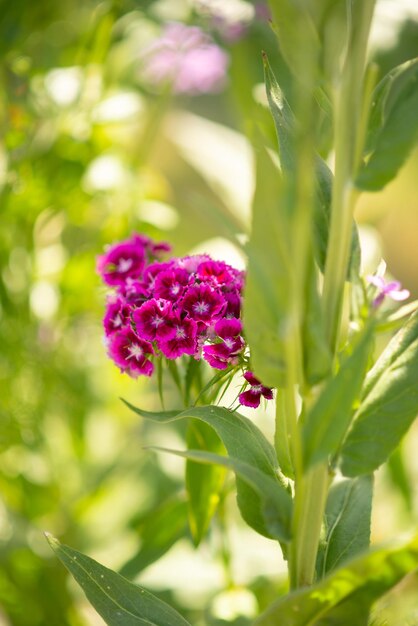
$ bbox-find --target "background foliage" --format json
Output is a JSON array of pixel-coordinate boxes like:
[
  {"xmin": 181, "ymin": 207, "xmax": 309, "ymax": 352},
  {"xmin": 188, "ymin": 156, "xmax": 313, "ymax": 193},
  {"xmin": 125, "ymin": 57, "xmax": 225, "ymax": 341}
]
[{"xmin": 1, "ymin": 0, "xmax": 418, "ymax": 624}]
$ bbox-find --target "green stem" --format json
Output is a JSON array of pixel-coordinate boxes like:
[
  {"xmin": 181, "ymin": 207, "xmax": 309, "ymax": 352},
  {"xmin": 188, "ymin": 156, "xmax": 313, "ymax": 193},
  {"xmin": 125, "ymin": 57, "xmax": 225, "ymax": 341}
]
[{"xmin": 291, "ymin": 462, "xmax": 330, "ymax": 589}]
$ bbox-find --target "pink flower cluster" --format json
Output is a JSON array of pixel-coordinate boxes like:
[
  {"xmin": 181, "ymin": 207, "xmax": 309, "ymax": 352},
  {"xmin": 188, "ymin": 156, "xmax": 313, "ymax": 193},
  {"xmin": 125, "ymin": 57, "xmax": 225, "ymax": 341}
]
[
  {"xmin": 141, "ymin": 23, "xmax": 229, "ymax": 95},
  {"xmin": 97, "ymin": 233, "xmax": 273, "ymax": 408}
]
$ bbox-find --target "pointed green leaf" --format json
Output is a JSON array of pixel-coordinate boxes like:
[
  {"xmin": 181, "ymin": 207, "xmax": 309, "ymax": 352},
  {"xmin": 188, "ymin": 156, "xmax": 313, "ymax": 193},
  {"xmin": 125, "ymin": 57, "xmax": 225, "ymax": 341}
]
[
  {"xmin": 267, "ymin": 0, "xmax": 320, "ymax": 78},
  {"xmin": 316, "ymin": 476, "xmax": 373, "ymax": 579},
  {"xmin": 387, "ymin": 444, "xmax": 413, "ymax": 513},
  {"xmin": 263, "ymin": 55, "xmax": 360, "ymax": 276},
  {"xmin": 46, "ymin": 535, "xmax": 191, "ymax": 626},
  {"xmin": 152, "ymin": 447, "xmax": 292, "ymax": 542},
  {"xmin": 302, "ymin": 323, "xmax": 375, "ymax": 469},
  {"xmin": 356, "ymin": 58, "xmax": 418, "ymax": 191},
  {"xmin": 119, "ymin": 495, "xmax": 188, "ymax": 579},
  {"xmin": 340, "ymin": 311, "xmax": 418, "ymax": 476},
  {"xmin": 185, "ymin": 420, "xmax": 225, "ymax": 545},
  {"xmin": 255, "ymin": 531, "xmax": 418, "ymax": 626},
  {"xmin": 302, "ymin": 262, "xmax": 332, "ymax": 386},
  {"xmin": 123, "ymin": 402, "xmax": 289, "ymax": 539},
  {"xmin": 263, "ymin": 52, "xmax": 295, "ymax": 171},
  {"xmin": 243, "ymin": 143, "xmax": 290, "ymax": 388}
]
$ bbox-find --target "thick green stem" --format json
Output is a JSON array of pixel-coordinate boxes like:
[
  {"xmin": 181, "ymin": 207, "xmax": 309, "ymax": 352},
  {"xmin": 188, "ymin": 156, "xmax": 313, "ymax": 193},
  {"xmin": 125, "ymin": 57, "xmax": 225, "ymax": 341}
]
[{"xmin": 291, "ymin": 462, "xmax": 330, "ymax": 589}]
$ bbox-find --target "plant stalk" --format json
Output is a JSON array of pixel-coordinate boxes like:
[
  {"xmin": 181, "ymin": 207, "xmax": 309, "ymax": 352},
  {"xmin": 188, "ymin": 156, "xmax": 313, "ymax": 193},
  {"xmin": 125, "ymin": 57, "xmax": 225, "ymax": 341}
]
[
  {"xmin": 323, "ymin": 0, "xmax": 376, "ymax": 353},
  {"xmin": 290, "ymin": 462, "xmax": 330, "ymax": 589}
]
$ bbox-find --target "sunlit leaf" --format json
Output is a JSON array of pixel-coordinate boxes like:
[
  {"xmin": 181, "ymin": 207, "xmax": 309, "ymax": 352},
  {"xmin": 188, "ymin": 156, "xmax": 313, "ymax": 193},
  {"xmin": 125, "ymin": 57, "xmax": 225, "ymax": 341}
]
[
  {"xmin": 185, "ymin": 420, "xmax": 226, "ymax": 546},
  {"xmin": 340, "ymin": 311, "xmax": 418, "ymax": 476},
  {"xmin": 151, "ymin": 447, "xmax": 292, "ymax": 542},
  {"xmin": 302, "ymin": 323, "xmax": 375, "ymax": 469},
  {"xmin": 243, "ymin": 142, "xmax": 289, "ymax": 388},
  {"xmin": 123, "ymin": 401, "xmax": 291, "ymax": 540},
  {"xmin": 356, "ymin": 58, "xmax": 418, "ymax": 191},
  {"xmin": 255, "ymin": 531, "xmax": 418, "ymax": 626},
  {"xmin": 47, "ymin": 535, "xmax": 191, "ymax": 626},
  {"xmin": 263, "ymin": 55, "xmax": 360, "ymax": 276},
  {"xmin": 316, "ymin": 475, "xmax": 373, "ymax": 578}
]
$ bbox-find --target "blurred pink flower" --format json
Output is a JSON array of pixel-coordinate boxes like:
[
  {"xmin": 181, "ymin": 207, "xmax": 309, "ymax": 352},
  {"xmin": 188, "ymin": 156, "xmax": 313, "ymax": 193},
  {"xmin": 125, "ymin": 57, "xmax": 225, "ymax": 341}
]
[
  {"xmin": 141, "ymin": 23, "xmax": 229, "ymax": 95},
  {"xmin": 367, "ymin": 275, "xmax": 410, "ymax": 307}
]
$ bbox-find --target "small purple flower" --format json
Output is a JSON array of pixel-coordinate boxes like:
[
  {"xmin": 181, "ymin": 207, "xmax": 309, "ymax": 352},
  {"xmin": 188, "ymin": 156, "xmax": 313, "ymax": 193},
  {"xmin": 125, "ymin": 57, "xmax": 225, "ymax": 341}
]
[
  {"xmin": 182, "ymin": 283, "xmax": 225, "ymax": 323},
  {"xmin": 107, "ymin": 328, "xmax": 154, "ymax": 378},
  {"xmin": 367, "ymin": 275, "xmax": 410, "ymax": 308},
  {"xmin": 159, "ymin": 317, "xmax": 198, "ymax": 359},
  {"xmin": 203, "ymin": 318, "xmax": 244, "ymax": 369},
  {"xmin": 103, "ymin": 297, "xmax": 131, "ymax": 336},
  {"xmin": 97, "ymin": 235, "xmax": 146, "ymax": 286},
  {"xmin": 132, "ymin": 299, "xmax": 176, "ymax": 342},
  {"xmin": 239, "ymin": 371, "xmax": 273, "ymax": 409},
  {"xmin": 141, "ymin": 23, "xmax": 229, "ymax": 95},
  {"xmin": 154, "ymin": 268, "xmax": 191, "ymax": 301}
]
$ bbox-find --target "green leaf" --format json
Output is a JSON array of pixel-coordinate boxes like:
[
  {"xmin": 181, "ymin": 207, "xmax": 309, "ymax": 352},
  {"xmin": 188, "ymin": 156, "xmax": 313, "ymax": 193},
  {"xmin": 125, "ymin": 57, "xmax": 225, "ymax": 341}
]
[
  {"xmin": 243, "ymin": 142, "xmax": 289, "ymax": 388},
  {"xmin": 356, "ymin": 58, "xmax": 418, "ymax": 191},
  {"xmin": 263, "ymin": 52, "xmax": 295, "ymax": 172},
  {"xmin": 263, "ymin": 55, "xmax": 360, "ymax": 276},
  {"xmin": 267, "ymin": 0, "xmax": 320, "ymax": 78},
  {"xmin": 151, "ymin": 447, "xmax": 292, "ymax": 542},
  {"xmin": 316, "ymin": 476, "xmax": 373, "ymax": 579},
  {"xmin": 340, "ymin": 311, "xmax": 418, "ymax": 476},
  {"xmin": 185, "ymin": 420, "xmax": 226, "ymax": 545},
  {"xmin": 119, "ymin": 495, "xmax": 188, "ymax": 579},
  {"xmin": 123, "ymin": 402, "xmax": 291, "ymax": 540},
  {"xmin": 302, "ymin": 262, "xmax": 332, "ymax": 386},
  {"xmin": 255, "ymin": 531, "xmax": 418, "ymax": 626},
  {"xmin": 46, "ymin": 535, "xmax": 192, "ymax": 626},
  {"xmin": 302, "ymin": 323, "xmax": 375, "ymax": 469},
  {"xmin": 387, "ymin": 444, "xmax": 413, "ymax": 513}
]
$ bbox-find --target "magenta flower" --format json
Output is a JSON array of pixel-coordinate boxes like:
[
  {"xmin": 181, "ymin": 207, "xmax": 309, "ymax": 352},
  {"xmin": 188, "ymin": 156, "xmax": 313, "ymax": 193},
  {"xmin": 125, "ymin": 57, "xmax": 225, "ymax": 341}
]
[
  {"xmin": 203, "ymin": 318, "xmax": 244, "ymax": 369},
  {"xmin": 367, "ymin": 275, "xmax": 410, "ymax": 308},
  {"xmin": 118, "ymin": 277, "xmax": 149, "ymax": 306},
  {"xmin": 132, "ymin": 299, "xmax": 176, "ymax": 342},
  {"xmin": 97, "ymin": 236, "xmax": 146, "ymax": 286},
  {"xmin": 197, "ymin": 260, "xmax": 235, "ymax": 286},
  {"xmin": 103, "ymin": 297, "xmax": 131, "ymax": 336},
  {"xmin": 140, "ymin": 262, "xmax": 171, "ymax": 295},
  {"xmin": 98, "ymin": 233, "xmax": 251, "ymax": 387},
  {"xmin": 141, "ymin": 23, "xmax": 229, "ymax": 95},
  {"xmin": 159, "ymin": 317, "xmax": 198, "ymax": 359},
  {"xmin": 182, "ymin": 284, "xmax": 225, "ymax": 323},
  {"xmin": 239, "ymin": 371, "xmax": 273, "ymax": 409},
  {"xmin": 154, "ymin": 268, "xmax": 191, "ymax": 301},
  {"xmin": 177, "ymin": 254, "xmax": 210, "ymax": 274},
  {"xmin": 223, "ymin": 290, "xmax": 242, "ymax": 318},
  {"xmin": 107, "ymin": 328, "xmax": 154, "ymax": 378}
]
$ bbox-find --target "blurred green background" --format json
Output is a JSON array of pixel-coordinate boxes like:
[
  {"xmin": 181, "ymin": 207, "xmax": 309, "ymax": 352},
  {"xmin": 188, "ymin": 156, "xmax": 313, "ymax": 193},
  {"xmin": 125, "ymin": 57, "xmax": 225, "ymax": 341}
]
[{"xmin": 1, "ymin": 1, "xmax": 418, "ymax": 624}]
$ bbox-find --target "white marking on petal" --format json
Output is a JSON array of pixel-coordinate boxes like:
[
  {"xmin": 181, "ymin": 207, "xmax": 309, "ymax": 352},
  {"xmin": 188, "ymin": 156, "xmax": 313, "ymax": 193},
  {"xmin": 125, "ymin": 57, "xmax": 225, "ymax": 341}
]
[
  {"xmin": 117, "ymin": 257, "xmax": 133, "ymax": 273},
  {"xmin": 193, "ymin": 301, "xmax": 209, "ymax": 314},
  {"xmin": 127, "ymin": 344, "xmax": 143, "ymax": 360}
]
